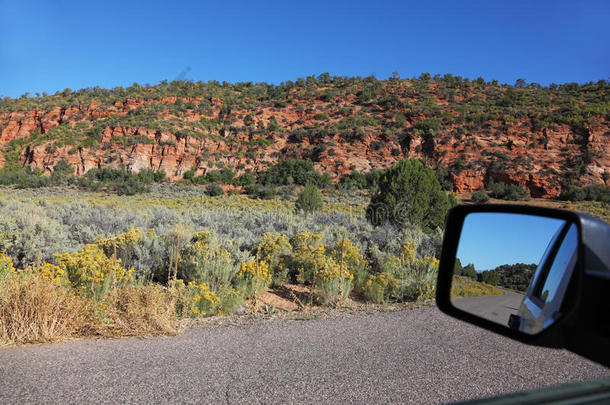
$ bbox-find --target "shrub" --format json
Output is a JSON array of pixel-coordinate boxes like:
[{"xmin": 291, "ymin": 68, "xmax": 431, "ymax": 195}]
[
  {"xmin": 0, "ymin": 202, "xmax": 98, "ymax": 268},
  {"xmin": 362, "ymin": 273, "xmax": 399, "ymax": 303},
  {"xmin": 471, "ymin": 189, "xmax": 489, "ymax": 203},
  {"xmin": 203, "ymin": 169, "xmax": 235, "ymax": 185},
  {"xmin": 479, "ymin": 270, "xmax": 500, "ymax": 285},
  {"xmin": 312, "ymin": 255, "xmax": 353, "ymax": 306},
  {"xmin": 112, "ymin": 177, "xmax": 149, "ymax": 196},
  {"xmin": 267, "ymin": 117, "xmax": 281, "ymax": 132},
  {"xmin": 290, "ymin": 231, "xmax": 324, "ymax": 252},
  {"xmin": 245, "ymin": 184, "xmax": 277, "ymax": 199},
  {"xmin": 339, "ymin": 169, "xmax": 383, "ymax": 191},
  {"xmin": 370, "ymin": 141, "xmax": 385, "ymax": 151},
  {"xmin": 187, "ymin": 280, "xmax": 221, "ymax": 317},
  {"xmin": 214, "ymin": 286, "xmax": 244, "ymax": 315},
  {"xmin": 259, "ymin": 159, "xmax": 331, "ymax": 187},
  {"xmin": 183, "ymin": 169, "xmax": 196, "ymax": 181},
  {"xmin": 450, "ymin": 276, "xmax": 502, "ymax": 298},
  {"xmin": 94, "ymin": 228, "xmax": 166, "ymax": 280},
  {"xmin": 178, "ymin": 240, "xmax": 237, "ymax": 287},
  {"xmin": 0, "ymin": 269, "xmax": 88, "ymax": 346},
  {"xmin": 289, "ymin": 234, "xmax": 354, "ymax": 305},
  {"xmin": 486, "ymin": 180, "xmax": 528, "ymax": 201},
  {"xmin": 236, "ymin": 173, "xmax": 256, "ymax": 186},
  {"xmin": 154, "ymin": 170, "xmax": 167, "ymax": 183},
  {"xmin": 236, "ymin": 259, "xmax": 271, "ymax": 302},
  {"xmin": 76, "ymin": 168, "xmax": 160, "ymax": 195},
  {"xmin": 0, "ymin": 252, "xmax": 16, "ymax": 283},
  {"xmin": 96, "ymin": 228, "xmax": 144, "ymax": 258},
  {"xmin": 413, "ymin": 118, "xmax": 441, "ymax": 137},
  {"xmin": 205, "ymin": 183, "xmax": 224, "ymax": 197},
  {"xmin": 559, "ymin": 185, "xmax": 610, "ymax": 203},
  {"xmin": 366, "ymin": 159, "xmax": 450, "ymax": 231},
  {"xmin": 54, "ymin": 244, "xmax": 134, "ymax": 299},
  {"xmin": 367, "ymin": 242, "xmax": 439, "ymax": 302},
  {"xmin": 295, "ymin": 183, "xmax": 323, "ymax": 214},
  {"xmin": 328, "ymin": 238, "xmax": 369, "ymax": 292},
  {"xmin": 252, "ymin": 233, "xmax": 292, "ymax": 285},
  {"xmin": 97, "ymin": 283, "xmax": 181, "ymax": 336}
]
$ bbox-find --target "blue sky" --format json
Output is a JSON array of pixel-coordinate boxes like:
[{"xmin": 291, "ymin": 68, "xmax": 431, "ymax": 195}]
[
  {"xmin": 456, "ymin": 213, "xmax": 565, "ymax": 271},
  {"xmin": 1, "ymin": 0, "xmax": 608, "ymax": 98}
]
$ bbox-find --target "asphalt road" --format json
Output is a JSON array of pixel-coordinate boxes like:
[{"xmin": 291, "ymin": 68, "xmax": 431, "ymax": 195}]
[
  {"xmin": 0, "ymin": 306, "xmax": 607, "ymax": 404},
  {"xmin": 452, "ymin": 290, "xmax": 524, "ymax": 326}
]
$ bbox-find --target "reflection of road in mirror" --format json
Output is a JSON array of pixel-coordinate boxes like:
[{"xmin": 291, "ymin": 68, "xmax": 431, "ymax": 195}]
[
  {"xmin": 452, "ymin": 212, "xmax": 571, "ymax": 333},
  {"xmin": 452, "ymin": 289, "xmax": 524, "ymax": 326}
]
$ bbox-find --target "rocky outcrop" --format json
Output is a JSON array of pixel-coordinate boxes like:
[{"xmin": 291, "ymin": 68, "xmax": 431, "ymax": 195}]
[{"xmin": 1, "ymin": 88, "xmax": 608, "ymax": 199}]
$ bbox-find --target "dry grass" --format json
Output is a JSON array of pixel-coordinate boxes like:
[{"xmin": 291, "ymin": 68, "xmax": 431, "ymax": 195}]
[
  {"xmin": 0, "ymin": 272, "xmax": 183, "ymax": 345},
  {"xmin": 92, "ymin": 284, "xmax": 182, "ymax": 337},
  {"xmin": 450, "ymin": 276, "xmax": 503, "ymax": 298},
  {"xmin": 0, "ymin": 273, "xmax": 88, "ymax": 346},
  {"xmin": 458, "ymin": 195, "xmax": 610, "ymax": 224}
]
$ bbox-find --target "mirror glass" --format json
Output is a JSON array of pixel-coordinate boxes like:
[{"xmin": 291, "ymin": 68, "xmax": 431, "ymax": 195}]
[{"xmin": 450, "ymin": 212, "xmax": 578, "ymax": 335}]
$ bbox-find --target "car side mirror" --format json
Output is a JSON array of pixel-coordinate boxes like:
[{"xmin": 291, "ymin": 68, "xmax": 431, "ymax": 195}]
[{"xmin": 436, "ymin": 204, "xmax": 610, "ymax": 367}]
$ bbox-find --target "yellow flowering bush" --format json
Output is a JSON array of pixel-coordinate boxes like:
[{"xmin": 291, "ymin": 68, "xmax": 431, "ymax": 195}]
[
  {"xmin": 292, "ymin": 244, "xmax": 353, "ymax": 305},
  {"xmin": 253, "ymin": 233, "xmax": 292, "ymax": 285},
  {"xmin": 95, "ymin": 228, "xmax": 144, "ymax": 257},
  {"xmin": 188, "ymin": 280, "xmax": 221, "ymax": 317},
  {"xmin": 293, "ymin": 245, "xmax": 325, "ymax": 284},
  {"xmin": 400, "ymin": 241, "xmax": 417, "ymax": 264},
  {"xmin": 329, "ymin": 239, "xmax": 363, "ymax": 270},
  {"xmin": 236, "ymin": 259, "xmax": 271, "ymax": 301},
  {"xmin": 237, "ymin": 259, "xmax": 271, "ymax": 281},
  {"xmin": 30, "ymin": 262, "xmax": 71, "ymax": 288},
  {"xmin": 214, "ymin": 286, "xmax": 244, "ymax": 316},
  {"xmin": 54, "ymin": 244, "xmax": 134, "ymax": 299},
  {"xmin": 363, "ymin": 272, "xmax": 400, "ymax": 304},
  {"xmin": 313, "ymin": 258, "xmax": 353, "ymax": 305},
  {"xmin": 290, "ymin": 231, "xmax": 323, "ymax": 251},
  {"xmin": 373, "ymin": 242, "xmax": 440, "ymax": 302},
  {"xmin": 191, "ymin": 231, "xmax": 213, "ymax": 244},
  {"xmin": 406, "ymin": 255, "xmax": 439, "ymax": 301},
  {"xmin": 381, "ymin": 254, "xmax": 402, "ymax": 275},
  {"xmin": 0, "ymin": 252, "xmax": 16, "ymax": 283},
  {"xmin": 328, "ymin": 238, "xmax": 370, "ymax": 291},
  {"xmin": 178, "ymin": 240, "xmax": 236, "ymax": 288}
]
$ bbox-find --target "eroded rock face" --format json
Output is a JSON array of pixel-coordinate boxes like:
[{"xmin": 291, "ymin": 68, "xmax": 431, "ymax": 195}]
[
  {"xmin": 451, "ymin": 169, "xmax": 485, "ymax": 194},
  {"xmin": 0, "ymin": 92, "xmax": 608, "ymax": 199}
]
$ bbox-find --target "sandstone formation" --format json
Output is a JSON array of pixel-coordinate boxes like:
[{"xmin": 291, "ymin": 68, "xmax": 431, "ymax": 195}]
[{"xmin": 1, "ymin": 81, "xmax": 607, "ymax": 198}]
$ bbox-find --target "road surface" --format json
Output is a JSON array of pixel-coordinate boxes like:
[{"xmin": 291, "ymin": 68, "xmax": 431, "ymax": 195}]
[
  {"xmin": 452, "ymin": 290, "xmax": 524, "ymax": 326},
  {"xmin": 0, "ymin": 306, "xmax": 607, "ymax": 404}
]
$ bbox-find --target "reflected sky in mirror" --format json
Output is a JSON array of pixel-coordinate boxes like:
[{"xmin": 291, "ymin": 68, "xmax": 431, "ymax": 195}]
[{"xmin": 457, "ymin": 213, "xmax": 566, "ymax": 271}]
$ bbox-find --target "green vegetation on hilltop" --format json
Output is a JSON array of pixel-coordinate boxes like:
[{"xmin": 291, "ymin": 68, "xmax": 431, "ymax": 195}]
[
  {"xmin": 466, "ymin": 262, "xmax": 538, "ymax": 292},
  {"xmin": 1, "ymin": 74, "xmax": 607, "ymax": 196}
]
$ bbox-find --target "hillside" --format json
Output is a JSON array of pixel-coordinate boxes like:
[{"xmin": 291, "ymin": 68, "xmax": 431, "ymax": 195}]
[{"xmin": 1, "ymin": 74, "xmax": 608, "ymax": 197}]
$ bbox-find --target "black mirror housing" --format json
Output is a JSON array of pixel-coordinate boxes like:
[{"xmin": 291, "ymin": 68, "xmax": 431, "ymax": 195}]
[{"xmin": 436, "ymin": 204, "xmax": 610, "ymax": 367}]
